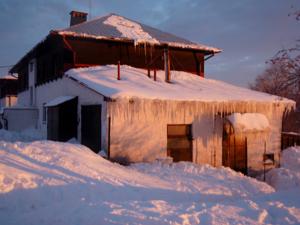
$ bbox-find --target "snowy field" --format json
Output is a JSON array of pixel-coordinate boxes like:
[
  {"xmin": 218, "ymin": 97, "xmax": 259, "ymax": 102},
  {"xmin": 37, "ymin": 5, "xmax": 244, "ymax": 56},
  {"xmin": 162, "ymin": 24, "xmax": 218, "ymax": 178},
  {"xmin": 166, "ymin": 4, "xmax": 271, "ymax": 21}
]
[{"xmin": 0, "ymin": 129, "xmax": 299, "ymax": 225}]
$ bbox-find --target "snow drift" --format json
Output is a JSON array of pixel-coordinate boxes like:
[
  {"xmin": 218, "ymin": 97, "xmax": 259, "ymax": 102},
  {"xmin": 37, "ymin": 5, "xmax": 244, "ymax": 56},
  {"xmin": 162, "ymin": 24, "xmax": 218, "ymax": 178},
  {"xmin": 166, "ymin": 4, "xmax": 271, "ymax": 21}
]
[
  {"xmin": 266, "ymin": 146, "xmax": 300, "ymax": 190},
  {"xmin": 0, "ymin": 130, "xmax": 299, "ymax": 224}
]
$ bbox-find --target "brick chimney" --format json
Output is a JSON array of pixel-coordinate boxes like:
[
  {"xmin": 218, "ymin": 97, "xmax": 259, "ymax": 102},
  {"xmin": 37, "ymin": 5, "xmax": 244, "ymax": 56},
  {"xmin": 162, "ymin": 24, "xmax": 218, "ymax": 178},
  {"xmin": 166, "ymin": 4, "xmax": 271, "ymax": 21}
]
[{"xmin": 70, "ymin": 11, "xmax": 88, "ymax": 26}]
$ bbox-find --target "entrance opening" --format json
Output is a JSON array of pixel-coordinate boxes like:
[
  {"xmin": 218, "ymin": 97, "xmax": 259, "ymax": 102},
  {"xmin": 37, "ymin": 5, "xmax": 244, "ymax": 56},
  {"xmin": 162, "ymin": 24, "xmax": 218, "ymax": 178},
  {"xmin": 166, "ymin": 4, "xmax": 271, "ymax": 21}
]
[
  {"xmin": 81, "ymin": 105, "xmax": 102, "ymax": 153},
  {"xmin": 47, "ymin": 97, "xmax": 78, "ymax": 142},
  {"xmin": 167, "ymin": 124, "xmax": 193, "ymax": 162}
]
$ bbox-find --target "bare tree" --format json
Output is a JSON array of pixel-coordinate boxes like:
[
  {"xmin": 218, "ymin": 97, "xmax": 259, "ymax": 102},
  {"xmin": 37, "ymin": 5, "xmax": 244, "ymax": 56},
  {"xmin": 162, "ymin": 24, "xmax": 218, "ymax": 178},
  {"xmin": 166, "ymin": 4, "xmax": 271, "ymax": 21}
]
[
  {"xmin": 250, "ymin": 62, "xmax": 296, "ymax": 97},
  {"xmin": 250, "ymin": 7, "xmax": 300, "ymax": 108}
]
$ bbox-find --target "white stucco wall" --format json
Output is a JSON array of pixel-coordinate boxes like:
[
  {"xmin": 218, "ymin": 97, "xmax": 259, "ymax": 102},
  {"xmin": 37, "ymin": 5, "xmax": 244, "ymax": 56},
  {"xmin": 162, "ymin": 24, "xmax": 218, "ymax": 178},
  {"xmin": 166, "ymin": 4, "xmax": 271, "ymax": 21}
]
[
  {"xmin": 2, "ymin": 107, "xmax": 38, "ymax": 131},
  {"xmin": 17, "ymin": 77, "xmax": 108, "ymax": 150}
]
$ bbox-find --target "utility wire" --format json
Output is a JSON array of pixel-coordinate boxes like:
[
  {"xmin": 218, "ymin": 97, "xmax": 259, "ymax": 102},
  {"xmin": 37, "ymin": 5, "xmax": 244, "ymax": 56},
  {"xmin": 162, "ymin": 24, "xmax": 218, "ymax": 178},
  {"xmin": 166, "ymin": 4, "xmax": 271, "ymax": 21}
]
[
  {"xmin": 89, "ymin": 0, "xmax": 92, "ymax": 20},
  {"xmin": 0, "ymin": 65, "xmax": 14, "ymax": 69}
]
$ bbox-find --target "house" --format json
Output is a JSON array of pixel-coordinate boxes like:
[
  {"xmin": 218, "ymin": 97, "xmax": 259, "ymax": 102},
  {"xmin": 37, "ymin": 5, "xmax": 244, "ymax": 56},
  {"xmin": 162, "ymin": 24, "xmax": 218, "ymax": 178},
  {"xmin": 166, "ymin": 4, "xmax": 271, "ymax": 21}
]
[
  {"xmin": 0, "ymin": 75, "xmax": 18, "ymax": 109},
  {"xmin": 0, "ymin": 75, "xmax": 18, "ymax": 129},
  {"xmin": 7, "ymin": 11, "xmax": 295, "ymax": 176}
]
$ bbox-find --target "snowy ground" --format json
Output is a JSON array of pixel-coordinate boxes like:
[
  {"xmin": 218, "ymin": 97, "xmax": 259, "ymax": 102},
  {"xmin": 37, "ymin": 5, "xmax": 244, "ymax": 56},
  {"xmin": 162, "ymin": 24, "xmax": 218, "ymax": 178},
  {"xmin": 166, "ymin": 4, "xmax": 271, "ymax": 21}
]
[{"xmin": 0, "ymin": 129, "xmax": 299, "ymax": 225}]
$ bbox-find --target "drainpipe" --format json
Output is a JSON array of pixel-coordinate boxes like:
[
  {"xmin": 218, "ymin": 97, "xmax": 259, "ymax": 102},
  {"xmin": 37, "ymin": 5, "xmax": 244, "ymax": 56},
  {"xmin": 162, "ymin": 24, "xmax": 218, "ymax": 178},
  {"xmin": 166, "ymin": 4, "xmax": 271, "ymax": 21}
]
[{"xmin": 107, "ymin": 116, "xmax": 111, "ymax": 159}]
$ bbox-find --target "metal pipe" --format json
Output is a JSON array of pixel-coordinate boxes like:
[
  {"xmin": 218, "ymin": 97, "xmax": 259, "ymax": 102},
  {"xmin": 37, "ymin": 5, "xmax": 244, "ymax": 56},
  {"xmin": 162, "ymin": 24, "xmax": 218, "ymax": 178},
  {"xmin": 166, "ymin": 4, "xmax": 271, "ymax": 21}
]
[
  {"xmin": 117, "ymin": 61, "xmax": 120, "ymax": 80},
  {"xmin": 164, "ymin": 48, "xmax": 170, "ymax": 82},
  {"xmin": 107, "ymin": 116, "xmax": 111, "ymax": 159}
]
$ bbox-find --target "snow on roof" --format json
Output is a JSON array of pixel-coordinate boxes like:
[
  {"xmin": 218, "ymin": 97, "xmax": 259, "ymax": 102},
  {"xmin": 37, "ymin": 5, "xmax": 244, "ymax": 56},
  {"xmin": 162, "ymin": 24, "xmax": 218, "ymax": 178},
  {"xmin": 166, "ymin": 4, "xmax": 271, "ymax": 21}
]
[
  {"xmin": 103, "ymin": 15, "xmax": 159, "ymax": 45},
  {"xmin": 227, "ymin": 113, "xmax": 270, "ymax": 133},
  {"xmin": 45, "ymin": 96, "xmax": 76, "ymax": 107},
  {"xmin": 0, "ymin": 74, "xmax": 17, "ymax": 80},
  {"xmin": 66, "ymin": 65, "xmax": 294, "ymax": 104},
  {"xmin": 58, "ymin": 13, "xmax": 221, "ymax": 53}
]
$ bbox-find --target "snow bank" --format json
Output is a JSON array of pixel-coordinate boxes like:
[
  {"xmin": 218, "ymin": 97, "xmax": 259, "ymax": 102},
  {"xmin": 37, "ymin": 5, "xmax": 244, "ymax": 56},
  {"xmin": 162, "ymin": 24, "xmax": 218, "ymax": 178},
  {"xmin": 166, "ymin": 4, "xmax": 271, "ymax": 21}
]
[
  {"xmin": 0, "ymin": 141, "xmax": 169, "ymax": 194},
  {"xmin": 0, "ymin": 130, "xmax": 299, "ymax": 224},
  {"xmin": 0, "ymin": 128, "xmax": 43, "ymax": 142},
  {"xmin": 227, "ymin": 113, "xmax": 269, "ymax": 133},
  {"xmin": 66, "ymin": 65, "xmax": 294, "ymax": 104},
  {"xmin": 131, "ymin": 162, "xmax": 274, "ymax": 197},
  {"xmin": 103, "ymin": 15, "xmax": 159, "ymax": 45},
  {"xmin": 266, "ymin": 146, "xmax": 300, "ymax": 190}
]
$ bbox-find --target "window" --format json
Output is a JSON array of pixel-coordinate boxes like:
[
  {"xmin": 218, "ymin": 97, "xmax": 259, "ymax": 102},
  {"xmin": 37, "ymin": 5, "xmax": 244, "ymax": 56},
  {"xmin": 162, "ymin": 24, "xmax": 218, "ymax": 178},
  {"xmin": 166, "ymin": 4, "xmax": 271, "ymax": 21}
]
[
  {"xmin": 8, "ymin": 96, "xmax": 11, "ymax": 107},
  {"xmin": 42, "ymin": 103, "xmax": 47, "ymax": 123},
  {"xmin": 29, "ymin": 62, "xmax": 34, "ymax": 72},
  {"xmin": 29, "ymin": 86, "xmax": 33, "ymax": 106}
]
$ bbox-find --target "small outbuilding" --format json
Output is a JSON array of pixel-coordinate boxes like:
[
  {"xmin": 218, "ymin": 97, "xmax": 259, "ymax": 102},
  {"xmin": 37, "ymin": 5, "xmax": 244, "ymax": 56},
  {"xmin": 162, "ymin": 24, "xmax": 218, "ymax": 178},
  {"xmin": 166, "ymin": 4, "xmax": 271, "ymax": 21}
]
[
  {"xmin": 35, "ymin": 65, "xmax": 294, "ymax": 176},
  {"xmin": 6, "ymin": 12, "xmax": 295, "ymax": 176}
]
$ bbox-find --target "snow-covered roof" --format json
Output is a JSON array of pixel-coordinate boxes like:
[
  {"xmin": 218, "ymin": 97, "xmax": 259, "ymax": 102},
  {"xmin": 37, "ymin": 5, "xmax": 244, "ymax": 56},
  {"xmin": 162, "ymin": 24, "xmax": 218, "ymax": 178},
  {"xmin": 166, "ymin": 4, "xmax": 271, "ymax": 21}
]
[
  {"xmin": 45, "ymin": 96, "xmax": 76, "ymax": 107},
  {"xmin": 0, "ymin": 74, "xmax": 17, "ymax": 80},
  {"xmin": 57, "ymin": 14, "xmax": 221, "ymax": 53},
  {"xmin": 65, "ymin": 65, "xmax": 295, "ymax": 104},
  {"xmin": 227, "ymin": 113, "xmax": 270, "ymax": 133}
]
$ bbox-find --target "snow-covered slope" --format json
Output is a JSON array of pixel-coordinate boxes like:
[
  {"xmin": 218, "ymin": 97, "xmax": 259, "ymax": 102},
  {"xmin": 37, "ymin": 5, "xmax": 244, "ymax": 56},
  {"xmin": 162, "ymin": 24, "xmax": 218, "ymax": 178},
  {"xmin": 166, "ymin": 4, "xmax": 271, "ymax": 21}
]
[
  {"xmin": 0, "ymin": 130, "xmax": 300, "ymax": 224},
  {"xmin": 66, "ymin": 65, "xmax": 294, "ymax": 104}
]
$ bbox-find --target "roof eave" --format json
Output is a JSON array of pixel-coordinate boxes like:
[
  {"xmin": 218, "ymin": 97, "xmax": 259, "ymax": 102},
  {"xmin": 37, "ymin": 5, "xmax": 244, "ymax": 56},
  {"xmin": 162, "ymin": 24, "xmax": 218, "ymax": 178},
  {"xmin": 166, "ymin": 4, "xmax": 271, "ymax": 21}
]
[
  {"xmin": 10, "ymin": 32, "xmax": 60, "ymax": 73},
  {"xmin": 57, "ymin": 31, "xmax": 222, "ymax": 54}
]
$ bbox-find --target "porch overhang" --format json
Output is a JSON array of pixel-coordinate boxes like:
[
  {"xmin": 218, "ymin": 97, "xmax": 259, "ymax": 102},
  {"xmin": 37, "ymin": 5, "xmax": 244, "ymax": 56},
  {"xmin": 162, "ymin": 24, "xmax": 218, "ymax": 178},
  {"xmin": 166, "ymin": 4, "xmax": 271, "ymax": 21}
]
[{"xmin": 45, "ymin": 96, "xmax": 77, "ymax": 107}]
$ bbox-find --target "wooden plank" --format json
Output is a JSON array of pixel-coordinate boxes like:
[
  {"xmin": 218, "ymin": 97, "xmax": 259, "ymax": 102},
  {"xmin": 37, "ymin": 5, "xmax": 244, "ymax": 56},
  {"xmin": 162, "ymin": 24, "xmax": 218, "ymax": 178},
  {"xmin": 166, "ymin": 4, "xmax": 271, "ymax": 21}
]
[
  {"xmin": 222, "ymin": 130, "xmax": 247, "ymax": 174},
  {"xmin": 167, "ymin": 138, "xmax": 191, "ymax": 149},
  {"xmin": 167, "ymin": 125, "xmax": 189, "ymax": 137}
]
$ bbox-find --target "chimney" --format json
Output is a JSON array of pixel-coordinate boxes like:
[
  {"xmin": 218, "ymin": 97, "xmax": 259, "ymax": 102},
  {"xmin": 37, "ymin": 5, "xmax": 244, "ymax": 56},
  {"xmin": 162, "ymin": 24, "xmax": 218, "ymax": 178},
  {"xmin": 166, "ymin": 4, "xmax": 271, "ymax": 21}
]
[{"xmin": 69, "ymin": 11, "xmax": 88, "ymax": 26}]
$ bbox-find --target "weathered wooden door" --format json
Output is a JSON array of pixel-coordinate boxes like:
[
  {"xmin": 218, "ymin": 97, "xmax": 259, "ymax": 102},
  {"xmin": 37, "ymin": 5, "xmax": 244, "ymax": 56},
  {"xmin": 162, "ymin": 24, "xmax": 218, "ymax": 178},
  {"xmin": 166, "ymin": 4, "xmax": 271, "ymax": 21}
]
[
  {"xmin": 81, "ymin": 105, "xmax": 101, "ymax": 153},
  {"xmin": 222, "ymin": 128, "xmax": 247, "ymax": 174},
  {"xmin": 167, "ymin": 124, "xmax": 193, "ymax": 162}
]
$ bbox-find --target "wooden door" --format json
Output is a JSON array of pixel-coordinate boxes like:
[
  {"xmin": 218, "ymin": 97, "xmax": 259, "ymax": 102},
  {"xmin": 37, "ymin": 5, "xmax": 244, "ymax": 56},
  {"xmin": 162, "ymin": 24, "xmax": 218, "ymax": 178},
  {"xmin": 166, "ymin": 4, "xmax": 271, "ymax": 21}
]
[
  {"xmin": 222, "ymin": 128, "xmax": 247, "ymax": 174},
  {"xmin": 167, "ymin": 124, "xmax": 193, "ymax": 162},
  {"xmin": 81, "ymin": 105, "xmax": 101, "ymax": 153}
]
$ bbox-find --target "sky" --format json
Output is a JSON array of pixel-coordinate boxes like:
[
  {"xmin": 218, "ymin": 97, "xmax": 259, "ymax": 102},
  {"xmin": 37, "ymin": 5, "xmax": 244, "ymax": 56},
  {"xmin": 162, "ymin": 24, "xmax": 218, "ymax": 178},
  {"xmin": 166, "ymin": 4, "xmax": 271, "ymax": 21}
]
[{"xmin": 0, "ymin": 0, "xmax": 299, "ymax": 87}]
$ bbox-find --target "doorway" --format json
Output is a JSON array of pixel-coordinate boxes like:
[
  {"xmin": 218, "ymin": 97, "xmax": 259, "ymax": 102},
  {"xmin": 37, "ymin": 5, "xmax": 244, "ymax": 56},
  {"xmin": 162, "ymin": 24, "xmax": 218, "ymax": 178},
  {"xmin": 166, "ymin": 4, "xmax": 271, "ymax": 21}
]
[
  {"xmin": 47, "ymin": 97, "xmax": 78, "ymax": 142},
  {"xmin": 81, "ymin": 105, "xmax": 102, "ymax": 153}
]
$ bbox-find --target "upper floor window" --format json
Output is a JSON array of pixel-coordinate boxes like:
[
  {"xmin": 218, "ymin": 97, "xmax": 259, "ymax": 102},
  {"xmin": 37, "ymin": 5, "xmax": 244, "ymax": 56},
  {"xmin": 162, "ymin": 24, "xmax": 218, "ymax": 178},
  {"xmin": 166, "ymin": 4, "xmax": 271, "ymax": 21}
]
[{"xmin": 29, "ymin": 62, "xmax": 34, "ymax": 72}]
